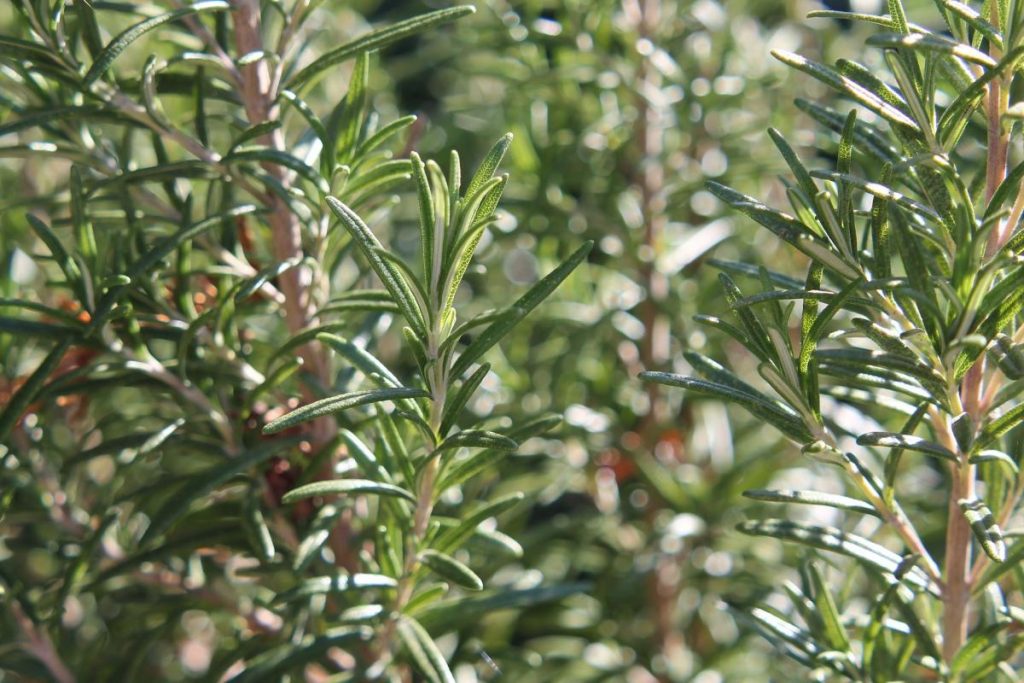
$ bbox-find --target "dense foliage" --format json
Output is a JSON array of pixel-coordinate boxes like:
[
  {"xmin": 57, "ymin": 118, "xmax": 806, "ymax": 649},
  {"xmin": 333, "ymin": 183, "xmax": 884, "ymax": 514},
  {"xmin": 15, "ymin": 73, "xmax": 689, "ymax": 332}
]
[
  {"xmin": 4, "ymin": 0, "xmax": 1024, "ymax": 681},
  {"xmin": 647, "ymin": 0, "xmax": 1024, "ymax": 680}
]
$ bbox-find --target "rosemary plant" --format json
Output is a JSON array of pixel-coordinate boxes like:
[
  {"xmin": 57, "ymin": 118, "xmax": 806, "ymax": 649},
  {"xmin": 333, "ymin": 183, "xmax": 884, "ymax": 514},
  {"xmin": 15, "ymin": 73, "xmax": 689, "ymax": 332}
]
[
  {"xmin": 645, "ymin": 2, "xmax": 1024, "ymax": 679},
  {"xmin": 0, "ymin": 1, "xmax": 588, "ymax": 680}
]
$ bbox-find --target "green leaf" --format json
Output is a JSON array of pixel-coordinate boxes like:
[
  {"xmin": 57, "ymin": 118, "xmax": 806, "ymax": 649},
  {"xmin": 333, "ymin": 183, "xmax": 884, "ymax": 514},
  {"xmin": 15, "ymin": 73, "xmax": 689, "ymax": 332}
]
[
  {"xmin": 226, "ymin": 147, "xmax": 329, "ymax": 194},
  {"xmin": 768, "ymin": 127, "xmax": 817, "ymax": 200},
  {"xmin": 436, "ymin": 416, "xmax": 560, "ymax": 492},
  {"xmin": 417, "ymin": 583, "xmax": 588, "ymax": 631},
  {"xmin": 278, "ymin": 89, "xmax": 329, "ymax": 147},
  {"xmin": 337, "ymin": 428, "xmax": 392, "ymax": 482},
  {"xmin": 419, "ymin": 549, "xmax": 483, "ymax": 591},
  {"xmin": 397, "ymin": 616, "xmax": 456, "ymax": 683},
  {"xmin": 449, "ymin": 241, "xmax": 593, "ymax": 379},
  {"xmin": 439, "ymin": 362, "xmax": 490, "ymax": 437},
  {"xmin": 771, "ymin": 50, "xmax": 919, "ymax": 131},
  {"xmin": 411, "ymin": 152, "xmax": 436, "ymax": 281},
  {"xmin": 326, "ymin": 196, "xmax": 427, "ymax": 336},
  {"xmin": 242, "ymin": 492, "xmax": 275, "ymax": 562},
  {"xmin": 287, "ymin": 6, "xmax": 475, "ymax": 91},
  {"xmin": 743, "ymin": 489, "xmax": 879, "ymax": 517},
  {"xmin": 317, "ymin": 333, "xmax": 422, "ymax": 416},
  {"xmin": 642, "ymin": 372, "xmax": 812, "ymax": 443},
  {"xmin": 89, "ymin": 161, "xmax": 218, "ymax": 193},
  {"xmin": 441, "ymin": 176, "xmax": 506, "ymax": 314},
  {"xmin": 281, "ymin": 478, "xmax": 416, "ymax": 504},
  {"xmin": 0, "ymin": 339, "xmax": 70, "ymax": 442},
  {"xmin": 229, "ymin": 120, "xmax": 282, "ymax": 152},
  {"xmin": 464, "ymin": 133, "xmax": 513, "ymax": 204},
  {"xmin": 856, "ymin": 432, "xmax": 957, "ymax": 462},
  {"xmin": 336, "ymin": 52, "xmax": 370, "ymax": 162},
  {"xmin": 234, "ymin": 255, "xmax": 305, "ymax": 302},
  {"xmin": 976, "ymin": 401, "xmax": 1024, "ymax": 451},
  {"xmin": 227, "ymin": 627, "xmax": 369, "ymax": 683},
  {"xmin": 867, "ymin": 32, "xmax": 996, "ymax": 68},
  {"xmin": 83, "ymin": 1, "xmax": 230, "ymax": 87},
  {"xmin": 968, "ymin": 449, "xmax": 1018, "ymax": 472},
  {"xmin": 706, "ymin": 180, "xmax": 810, "ymax": 247},
  {"xmin": 25, "ymin": 214, "xmax": 84, "ymax": 297},
  {"xmin": 142, "ymin": 439, "xmax": 295, "ymax": 542},
  {"xmin": 436, "ymin": 492, "xmax": 524, "ymax": 555},
  {"xmin": 263, "ymin": 386, "xmax": 428, "ymax": 434},
  {"xmin": 358, "ymin": 114, "xmax": 417, "ymax": 157},
  {"xmin": 808, "ymin": 562, "xmax": 851, "ymax": 652},
  {"xmin": 959, "ymin": 497, "xmax": 1006, "ymax": 562},
  {"xmin": 434, "ymin": 429, "xmax": 517, "ymax": 454},
  {"xmin": 130, "ymin": 205, "xmax": 261, "ymax": 278},
  {"xmin": 275, "ymin": 573, "xmax": 397, "ymax": 603},
  {"xmin": 0, "ymin": 105, "xmax": 129, "ymax": 138},
  {"xmin": 746, "ymin": 606, "xmax": 824, "ymax": 664},
  {"xmin": 738, "ymin": 519, "xmax": 935, "ymax": 592}
]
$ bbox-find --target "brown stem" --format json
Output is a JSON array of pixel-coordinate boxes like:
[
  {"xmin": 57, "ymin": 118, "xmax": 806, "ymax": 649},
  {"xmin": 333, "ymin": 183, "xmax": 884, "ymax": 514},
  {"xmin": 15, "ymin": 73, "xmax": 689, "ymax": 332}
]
[
  {"xmin": 942, "ymin": 4, "xmax": 1011, "ymax": 660},
  {"xmin": 11, "ymin": 603, "xmax": 75, "ymax": 683},
  {"xmin": 232, "ymin": 0, "xmax": 330, "ymax": 410},
  {"xmin": 942, "ymin": 461, "xmax": 975, "ymax": 662}
]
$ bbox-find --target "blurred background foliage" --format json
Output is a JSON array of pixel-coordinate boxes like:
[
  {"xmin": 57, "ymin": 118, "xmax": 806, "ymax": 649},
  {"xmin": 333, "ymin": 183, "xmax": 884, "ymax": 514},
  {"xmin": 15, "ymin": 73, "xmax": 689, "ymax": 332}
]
[{"xmin": 0, "ymin": 0, "xmax": 951, "ymax": 681}]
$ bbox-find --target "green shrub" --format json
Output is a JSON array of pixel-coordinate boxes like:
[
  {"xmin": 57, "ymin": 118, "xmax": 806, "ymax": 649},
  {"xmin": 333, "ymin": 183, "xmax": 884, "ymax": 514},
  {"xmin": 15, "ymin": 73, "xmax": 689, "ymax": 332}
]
[
  {"xmin": 0, "ymin": 2, "xmax": 590, "ymax": 680},
  {"xmin": 647, "ymin": 2, "xmax": 1024, "ymax": 679}
]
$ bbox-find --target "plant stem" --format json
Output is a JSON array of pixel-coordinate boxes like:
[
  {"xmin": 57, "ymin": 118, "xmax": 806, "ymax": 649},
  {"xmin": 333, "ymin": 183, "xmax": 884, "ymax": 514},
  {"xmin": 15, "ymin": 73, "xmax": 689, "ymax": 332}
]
[
  {"xmin": 942, "ymin": 459, "xmax": 975, "ymax": 662},
  {"xmin": 372, "ymin": 331, "xmax": 447, "ymax": 675},
  {"xmin": 232, "ymin": 0, "xmax": 332, "ymax": 436},
  {"xmin": 941, "ymin": 6, "xmax": 1011, "ymax": 660}
]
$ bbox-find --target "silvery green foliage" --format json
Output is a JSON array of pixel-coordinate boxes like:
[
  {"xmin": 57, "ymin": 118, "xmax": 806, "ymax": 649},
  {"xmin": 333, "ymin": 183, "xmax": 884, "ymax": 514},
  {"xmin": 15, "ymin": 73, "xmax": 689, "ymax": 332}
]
[
  {"xmin": 647, "ymin": 1, "xmax": 1024, "ymax": 680},
  {"xmin": 0, "ymin": 2, "xmax": 588, "ymax": 680}
]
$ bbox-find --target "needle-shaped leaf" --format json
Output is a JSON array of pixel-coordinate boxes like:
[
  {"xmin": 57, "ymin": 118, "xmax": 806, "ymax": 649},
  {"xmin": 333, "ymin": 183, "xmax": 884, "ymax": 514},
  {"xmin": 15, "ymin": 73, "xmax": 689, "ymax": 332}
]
[
  {"xmin": 642, "ymin": 373, "xmax": 812, "ymax": 443},
  {"xmin": 857, "ymin": 432, "xmax": 957, "ymax": 462},
  {"xmin": 439, "ymin": 362, "xmax": 490, "ymax": 437},
  {"xmin": 743, "ymin": 489, "xmax": 880, "ymax": 517},
  {"xmin": 264, "ymin": 387, "xmax": 428, "ymax": 434},
  {"xmin": 317, "ymin": 333, "xmax": 424, "ymax": 417},
  {"xmin": 83, "ymin": 1, "xmax": 230, "ymax": 87},
  {"xmin": 449, "ymin": 241, "xmax": 593, "ymax": 379},
  {"xmin": 464, "ymin": 133, "xmax": 513, "ymax": 203},
  {"xmin": 397, "ymin": 615, "xmax": 456, "ymax": 683},
  {"xmin": 0, "ymin": 339, "xmax": 70, "ymax": 442},
  {"xmin": 434, "ymin": 429, "xmax": 517, "ymax": 454},
  {"xmin": 410, "ymin": 152, "xmax": 436, "ymax": 281},
  {"xmin": 278, "ymin": 89, "xmax": 329, "ymax": 147},
  {"xmin": 738, "ymin": 519, "xmax": 935, "ymax": 593},
  {"xmin": 435, "ymin": 492, "xmax": 524, "ymax": 554},
  {"xmin": 226, "ymin": 627, "xmax": 370, "ymax": 683},
  {"xmin": 25, "ymin": 214, "xmax": 83, "ymax": 297},
  {"xmin": 358, "ymin": 115, "xmax": 417, "ymax": 156},
  {"xmin": 959, "ymin": 497, "xmax": 1006, "ymax": 562},
  {"xmin": 142, "ymin": 439, "xmax": 296, "ymax": 543},
  {"xmin": 326, "ymin": 196, "xmax": 428, "ymax": 336},
  {"xmin": 706, "ymin": 180, "xmax": 811, "ymax": 247},
  {"xmin": 867, "ymin": 32, "xmax": 996, "ymax": 68},
  {"xmin": 130, "ymin": 205, "xmax": 261, "ymax": 278},
  {"xmin": 226, "ymin": 147, "xmax": 329, "ymax": 194},
  {"xmin": 772, "ymin": 50, "xmax": 920, "ymax": 131},
  {"xmin": 808, "ymin": 562, "xmax": 851, "ymax": 652},
  {"xmin": 275, "ymin": 573, "xmax": 397, "ymax": 603},
  {"xmin": 287, "ymin": 6, "xmax": 475, "ymax": 91},
  {"xmin": 282, "ymin": 479, "xmax": 416, "ymax": 504},
  {"xmin": 234, "ymin": 255, "xmax": 304, "ymax": 302},
  {"xmin": 419, "ymin": 549, "xmax": 483, "ymax": 591}
]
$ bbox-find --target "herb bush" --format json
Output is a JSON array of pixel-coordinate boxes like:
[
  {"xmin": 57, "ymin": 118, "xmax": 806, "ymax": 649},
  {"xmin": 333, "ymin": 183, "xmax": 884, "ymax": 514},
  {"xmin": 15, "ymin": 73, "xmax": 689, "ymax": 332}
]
[
  {"xmin": 0, "ymin": 2, "xmax": 592, "ymax": 680},
  {"xmin": 8, "ymin": 0, "xmax": 1024, "ymax": 681},
  {"xmin": 646, "ymin": 1, "xmax": 1024, "ymax": 679},
  {"xmin": 407, "ymin": 1, "xmax": 879, "ymax": 679}
]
